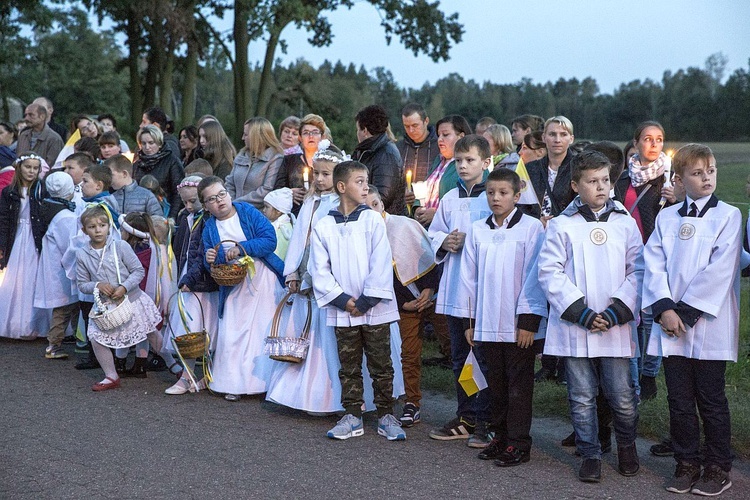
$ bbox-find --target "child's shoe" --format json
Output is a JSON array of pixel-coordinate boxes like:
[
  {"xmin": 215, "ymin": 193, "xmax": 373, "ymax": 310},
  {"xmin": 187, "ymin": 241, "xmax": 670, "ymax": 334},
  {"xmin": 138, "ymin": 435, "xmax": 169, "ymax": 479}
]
[
  {"xmin": 494, "ymin": 445, "xmax": 531, "ymax": 467},
  {"xmin": 114, "ymin": 357, "xmax": 128, "ymax": 375},
  {"xmin": 92, "ymin": 376, "xmax": 120, "ymax": 392},
  {"xmin": 327, "ymin": 414, "xmax": 364, "ymax": 440},
  {"xmin": 467, "ymin": 421, "xmax": 493, "ymax": 448},
  {"xmin": 45, "ymin": 345, "xmax": 68, "ymax": 360},
  {"xmin": 377, "ymin": 414, "xmax": 406, "ymax": 441},
  {"xmin": 429, "ymin": 417, "xmax": 474, "ymax": 440},
  {"xmin": 478, "ymin": 438, "xmax": 506, "ymax": 460},
  {"xmin": 125, "ymin": 357, "xmax": 148, "ymax": 378},
  {"xmin": 690, "ymin": 465, "xmax": 731, "ymax": 496},
  {"xmin": 399, "ymin": 402, "xmax": 421, "ymax": 427},
  {"xmin": 665, "ymin": 461, "xmax": 701, "ymax": 493}
]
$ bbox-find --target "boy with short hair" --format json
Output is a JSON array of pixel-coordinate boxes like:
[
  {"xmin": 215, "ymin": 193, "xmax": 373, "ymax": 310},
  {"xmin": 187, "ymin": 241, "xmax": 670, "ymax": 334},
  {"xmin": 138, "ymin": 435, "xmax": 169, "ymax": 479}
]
[
  {"xmin": 106, "ymin": 154, "xmax": 161, "ymax": 217},
  {"xmin": 63, "ymin": 152, "xmax": 94, "ymax": 213},
  {"xmin": 309, "ymin": 160, "xmax": 404, "ymax": 441},
  {"xmin": 643, "ymin": 144, "xmax": 741, "ymax": 496},
  {"xmin": 427, "ymin": 134, "xmax": 492, "ymax": 446},
  {"xmin": 81, "ymin": 164, "xmax": 119, "ymax": 217},
  {"xmin": 538, "ymin": 150, "xmax": 643, "ymax": 483},
  {"xmin": 460, "ymin": 168, "xmax": 547, "ymax": 466}
]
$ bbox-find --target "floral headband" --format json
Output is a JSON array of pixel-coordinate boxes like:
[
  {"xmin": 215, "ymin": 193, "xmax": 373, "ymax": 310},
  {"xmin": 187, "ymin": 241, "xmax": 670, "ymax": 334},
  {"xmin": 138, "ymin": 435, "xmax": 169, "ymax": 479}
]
[
  {"xmin": 312, "ymin": 139, "xmax": 350, "ymax": 164},
  {"xmin": 177, "ymin": 180, "xmax": 200, "ymax": 190},
  {"xmin": 14, "ymin": 153, "xmax": 43, "ymax": 165}
]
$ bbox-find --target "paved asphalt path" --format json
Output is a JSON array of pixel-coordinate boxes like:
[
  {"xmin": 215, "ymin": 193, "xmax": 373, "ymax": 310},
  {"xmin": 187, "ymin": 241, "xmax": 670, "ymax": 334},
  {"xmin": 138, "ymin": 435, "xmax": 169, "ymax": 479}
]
[{"xmin": 2, "ymin": 338, "xmax": 748, "ymax": 499}]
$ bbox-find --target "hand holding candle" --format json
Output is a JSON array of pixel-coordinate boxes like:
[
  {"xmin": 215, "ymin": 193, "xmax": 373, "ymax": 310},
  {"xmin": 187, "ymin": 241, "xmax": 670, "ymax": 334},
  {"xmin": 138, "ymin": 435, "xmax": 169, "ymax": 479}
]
[
  {"xmin": 659, "ymin": 149, "xmax": 674, "ymax": 208},
  {"xmin": 406, "ymin": 169, "xmax": 412, "ymax": 191},
  {"xmin": 303, "ymin": 167, "xmax": 310, "ymax": 191}
]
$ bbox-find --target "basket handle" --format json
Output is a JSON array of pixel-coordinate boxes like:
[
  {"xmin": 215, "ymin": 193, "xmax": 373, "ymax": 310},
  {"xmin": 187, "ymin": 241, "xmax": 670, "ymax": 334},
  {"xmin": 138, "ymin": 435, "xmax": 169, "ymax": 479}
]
[
  {"xmin": 269, "ymin": 290, "xmax": 294, "ymax": 339},
  {"xmin": 299, "ymin": 294, "xmax": 313, "ymax": 341},
  {"xmin": 164, "ymin": 290, "xmax": 206, "ymax": 336},
  {"xmin": 212, "ymin": 239, "xmax": 248, "ymax": 262}
]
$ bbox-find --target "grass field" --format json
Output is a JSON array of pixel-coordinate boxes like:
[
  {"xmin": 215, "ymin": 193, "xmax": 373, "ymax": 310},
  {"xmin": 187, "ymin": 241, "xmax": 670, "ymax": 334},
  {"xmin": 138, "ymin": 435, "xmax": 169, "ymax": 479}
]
[{"xmin": 422, "ymin": 141, "xmax": 750, "ymax": 456}]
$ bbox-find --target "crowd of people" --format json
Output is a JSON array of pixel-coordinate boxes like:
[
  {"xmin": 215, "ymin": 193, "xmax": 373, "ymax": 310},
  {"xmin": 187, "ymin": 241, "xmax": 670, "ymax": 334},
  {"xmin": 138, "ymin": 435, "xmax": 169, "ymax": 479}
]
[{"xmin": 0, "ymin": 98, "xmax": 745, "ymax": 496}]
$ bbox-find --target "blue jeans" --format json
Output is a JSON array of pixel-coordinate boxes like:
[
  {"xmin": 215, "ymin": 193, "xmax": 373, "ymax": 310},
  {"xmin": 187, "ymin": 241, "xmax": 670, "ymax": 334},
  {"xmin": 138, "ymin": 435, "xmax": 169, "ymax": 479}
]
[
  {"xmin": 447, "ymin": 315, "xmax": 490, "ymax": 423},
  {"xmin": 564, "ymin": 357, "xmax": 639, "ymax": 459},
  {"xmin": 638, "ymin": 312, "xmax": 661, "ymax": 378}
]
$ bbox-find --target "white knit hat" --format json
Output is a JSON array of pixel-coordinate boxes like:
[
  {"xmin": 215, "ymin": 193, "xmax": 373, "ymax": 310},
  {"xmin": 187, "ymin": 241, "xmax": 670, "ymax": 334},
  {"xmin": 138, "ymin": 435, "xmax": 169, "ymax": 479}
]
[
  {"xmin": 264, "ymin": 187, "xmax": 293, "ymax": 214},
  {"xmin": 45, "ymin": 171, "xmax": 75, "ymax": 199}
]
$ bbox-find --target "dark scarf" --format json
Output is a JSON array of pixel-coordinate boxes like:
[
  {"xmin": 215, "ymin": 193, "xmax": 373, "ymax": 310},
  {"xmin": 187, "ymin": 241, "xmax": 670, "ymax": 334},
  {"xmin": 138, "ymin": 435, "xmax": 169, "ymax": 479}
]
[{"xmin": 136, "ymin": 147, "xmax": 172, "ymax": 172}]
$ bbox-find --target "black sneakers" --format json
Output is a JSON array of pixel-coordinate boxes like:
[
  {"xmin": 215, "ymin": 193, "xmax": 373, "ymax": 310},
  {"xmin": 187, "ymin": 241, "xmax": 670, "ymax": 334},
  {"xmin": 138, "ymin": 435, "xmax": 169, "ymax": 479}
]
[
  {"xmin": 665, "ymin": 461, "xmax": 702, "ymax": 494},
  {"xmin": 691, "ymin": 465, "xmax": 732, "ymax": 496}
]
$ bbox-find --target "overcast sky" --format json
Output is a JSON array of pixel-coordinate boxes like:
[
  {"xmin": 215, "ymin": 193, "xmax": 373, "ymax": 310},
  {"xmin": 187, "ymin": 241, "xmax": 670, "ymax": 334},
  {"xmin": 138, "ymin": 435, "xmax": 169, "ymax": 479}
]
[{"xmin": 240, "ymin": 0, "xmax": 750, "ymax": 93}]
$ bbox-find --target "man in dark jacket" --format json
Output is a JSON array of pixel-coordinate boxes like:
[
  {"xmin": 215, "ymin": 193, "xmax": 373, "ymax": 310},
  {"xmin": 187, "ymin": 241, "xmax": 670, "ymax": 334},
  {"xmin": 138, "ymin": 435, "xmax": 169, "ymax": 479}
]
[
  {"xmin": 352, "ymin": 105, "xmax": 403, "ymax": 214},
  {"xmin": 396, "ymin": 103, "xmax": 439, "ymax": 185}
]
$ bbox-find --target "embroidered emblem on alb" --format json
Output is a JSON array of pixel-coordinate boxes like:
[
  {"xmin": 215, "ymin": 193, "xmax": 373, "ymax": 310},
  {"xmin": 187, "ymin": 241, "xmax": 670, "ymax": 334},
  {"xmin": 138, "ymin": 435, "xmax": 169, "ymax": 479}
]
[
  {"xmin": 339, "ymin": 226, "xmax": 352, "ymax": 237},
  {"xmin": 492, "ymin": 233, "xmax": 505, "ymax": 243},
  {"xmin": 590, "ymin": 228, "xmax": 607, "ymax": 245},
  {"xmin": 679, "ymin": 223, "xmax": 696, "ymax": 240},
  {"xmin": 460, "ymin": 202, "xmax": 470, "ymax": 212}
]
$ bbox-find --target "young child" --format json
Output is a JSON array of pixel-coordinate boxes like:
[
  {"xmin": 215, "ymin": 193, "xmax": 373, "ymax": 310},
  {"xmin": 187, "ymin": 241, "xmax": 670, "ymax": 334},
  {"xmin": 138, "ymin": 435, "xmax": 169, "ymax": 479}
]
[
  {"xmin": 63, "ymin": 152, "xmax": 93, "ymax": 215},
  {"xmin": 0, "ymin": 153, "xmax": 49, "ymax": 339},
  {"xmin": 643, "ymin": 144, "xmax": 741, "ymax": 496},
  {"xmin": 81, "ymin": 163, "xmax": 120, "ymax": 221},
  {"xmin": 200, "ymin": 175, "xmax": 285, "ymax": 402},
  {"xmin": 537, "ymin": 150, "xmax": 643, "ymax": 483},
  {"xmin": 35, "ymin": 172, "xmax": 79, "ymax": 359},
  {"xmin": 427, "ymin": 134, "xmax": 492, "ymax": 446},
  {"xmin": 98, "ymin": 131, "xmax": 122, "ymax": 161},
  {"xmin": 97, "ymin": 114, "xmax": 130, "ymax": 153},
  {"xmin": 262, "ymin": 187, "xmax": 294, "ymax": 261},
  {"xmin": 75, "ymin": 205, "xmax": 162, "ymax": 391},
  {"xmin": 265, "ymin": 143, "xmax": 346, "ymax": 414},
  {"xmin": 140, "ymin": 174, "xmax": 170, "ymax": 218},
  {"xmin": 459, "ymin": 168, "xmax": 547, "ymax": 466},
  {"xmin": 165, "ymin": 175, "xmax": 220, "ymax": 395},
  {"xmin": 107, "ymin": 154, "xmax": 162, "ymax": 218},
  {"xmin": 366, "ymin": 185, "xmax": 439, "ymax": 428},
  {"xmin": 310, "ymin": 160, "xmax": 403, "ymax": 441}
]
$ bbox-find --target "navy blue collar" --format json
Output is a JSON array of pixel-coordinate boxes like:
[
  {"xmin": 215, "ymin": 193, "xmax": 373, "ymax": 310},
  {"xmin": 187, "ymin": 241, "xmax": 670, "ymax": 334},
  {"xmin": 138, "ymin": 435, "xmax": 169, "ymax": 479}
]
[
  {"xmin": 678, "ymin": 195, "xmax": 717, "ymax": 218},
  {"xmin": 328, "ymin": 204, "xmax": 370, "ymax": 224}
]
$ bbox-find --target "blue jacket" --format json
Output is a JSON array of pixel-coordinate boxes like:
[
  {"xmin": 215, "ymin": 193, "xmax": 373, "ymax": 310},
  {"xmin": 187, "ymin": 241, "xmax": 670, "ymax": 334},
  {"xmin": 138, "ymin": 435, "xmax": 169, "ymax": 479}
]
[{"xmin": 202, "ymin": 201, "xmax": 284, "ymax": 317}]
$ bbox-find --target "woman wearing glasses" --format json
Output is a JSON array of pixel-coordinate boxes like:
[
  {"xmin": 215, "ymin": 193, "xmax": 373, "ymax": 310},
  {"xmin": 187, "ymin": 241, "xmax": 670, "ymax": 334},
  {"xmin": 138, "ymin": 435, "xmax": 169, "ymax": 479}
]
[
  {"xmin": 273, "ymin": 113, "xmax": 327, "ymax": 215},
  {"xmin": 225, "ymin": 117, "xmax": 284, "ymax": 210},
  {"xmin": 198, "ymin": 175, "xmax": 285, "ymax": 401}
]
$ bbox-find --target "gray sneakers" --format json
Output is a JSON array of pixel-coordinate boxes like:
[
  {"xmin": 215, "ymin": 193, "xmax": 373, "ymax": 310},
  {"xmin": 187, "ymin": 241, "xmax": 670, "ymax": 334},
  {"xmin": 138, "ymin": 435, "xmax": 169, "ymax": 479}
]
[
  {"xmin": 45, "ymin": 345, "xmax": 68, "ymax": 360},
  {"xmin": 327, "ymin": 414, "xmax": 365, "ymax": 440},
  {"xmin": 378, "ymin": 414, "xmax": 406, "ymax": 441}
]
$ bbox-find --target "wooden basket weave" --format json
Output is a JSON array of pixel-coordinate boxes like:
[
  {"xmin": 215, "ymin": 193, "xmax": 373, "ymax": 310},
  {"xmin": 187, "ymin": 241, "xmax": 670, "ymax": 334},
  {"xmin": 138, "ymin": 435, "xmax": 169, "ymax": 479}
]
[
  {"xmin": 90, "ymin": 288, "xmax": 134, "ymax": 331},
  {"xmin": 209, "ymin": 239, "xmax": 247, "ymax": 286},
  {"xmin": 168, "ymin": 291, "xmax": 209, "ymax": 359}
]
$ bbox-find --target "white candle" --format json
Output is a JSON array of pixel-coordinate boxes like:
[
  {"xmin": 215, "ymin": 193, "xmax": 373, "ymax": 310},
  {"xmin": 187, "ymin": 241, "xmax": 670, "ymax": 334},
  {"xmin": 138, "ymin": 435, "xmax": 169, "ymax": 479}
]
[{"xmin": 303, "ymin": 167, "xmax": 309, "ymax": 190}]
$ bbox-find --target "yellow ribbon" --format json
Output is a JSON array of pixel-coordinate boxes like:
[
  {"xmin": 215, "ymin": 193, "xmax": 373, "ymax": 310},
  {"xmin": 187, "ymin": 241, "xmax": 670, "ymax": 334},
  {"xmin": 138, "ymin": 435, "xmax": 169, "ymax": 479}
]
[{"xmin": 236, "ymin": 255, "xmax": 256, "ymax": 280}]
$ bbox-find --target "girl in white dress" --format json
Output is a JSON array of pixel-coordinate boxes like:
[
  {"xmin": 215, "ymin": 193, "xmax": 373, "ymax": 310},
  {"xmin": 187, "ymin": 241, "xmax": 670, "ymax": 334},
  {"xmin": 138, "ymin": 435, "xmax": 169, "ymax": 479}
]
[
  {"xmin": 0, "ymin": 153, "xmax": 49, "ymax": 339},
  {"xmin": 199, "ymin": 176, "xmax": 285, "ymax": 401},
  {"xmin": 164, "ymin": 176, "xmax": 220, "ymax": 395},
  {"xmin": 75, "ymin": 205, "xmax": 162, "ymax": 391}
]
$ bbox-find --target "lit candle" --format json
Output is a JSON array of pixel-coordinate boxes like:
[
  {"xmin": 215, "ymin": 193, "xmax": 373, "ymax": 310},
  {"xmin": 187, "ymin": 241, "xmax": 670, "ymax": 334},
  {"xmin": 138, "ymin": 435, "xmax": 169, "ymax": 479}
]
[
  {"xmin": 303, "ymin": 167, "xmax": 309, "ymax": 190},
  {"xmin": 406, "ymin": 169, "xmax": 412, "ymax": 191},
  {"xmin": 123, "ymin": 152, "xmax": 135, "ymax": 162}
]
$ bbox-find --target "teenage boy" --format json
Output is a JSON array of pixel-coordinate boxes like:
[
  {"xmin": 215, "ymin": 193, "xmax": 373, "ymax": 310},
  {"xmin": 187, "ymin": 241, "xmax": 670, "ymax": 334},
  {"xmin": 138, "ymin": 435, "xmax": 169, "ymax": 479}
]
[
  {"xmin": 63, "ymin": 152, "xmax": 93, "ymax": 214},
  {"xmin": 460, "ymin": 168, "xmax": 547, "ymax": 466},
  {"xmin": 643, "ymin": 144, "xmax": 741, "ymax": 496},
  {"xmin": 538, "ymin": 150, "xmax": 643, "ymax": 483},
  {"xmin": 106, "ymin": 154, "xmax": 162, "ymax": 217},
  {"xmin": 310, "ymin": 160, "xmax": 404, "ymax": 441},
  {"xmin": 427, "ymin": 134, "xmax": 492, "ymax": 447}
]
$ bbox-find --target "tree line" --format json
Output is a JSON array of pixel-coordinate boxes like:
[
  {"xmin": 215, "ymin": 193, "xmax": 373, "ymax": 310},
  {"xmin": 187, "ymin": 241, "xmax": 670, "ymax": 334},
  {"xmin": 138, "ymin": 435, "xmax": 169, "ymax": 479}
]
[{"xmin": 2, "ymin": 3, "xmax": 748, "ymax": 151}]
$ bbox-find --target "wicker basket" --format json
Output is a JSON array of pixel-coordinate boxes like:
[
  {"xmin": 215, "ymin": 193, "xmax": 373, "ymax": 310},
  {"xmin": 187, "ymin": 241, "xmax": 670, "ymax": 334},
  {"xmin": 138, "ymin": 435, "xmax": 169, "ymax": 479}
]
[
  {"xmin": 167, "ymin": 291, "xmax": 209, "ymax": 360},
  {"xmin": 90, "ymin": 288, "xmax": 134, "ymax": 331},
  {"xmin": 264, "ymin": 291, "xmax": 312, "ymax": 363},
  {"xmin": 210, "ymin": 239, "xmax": 248, "ymax": 286}
]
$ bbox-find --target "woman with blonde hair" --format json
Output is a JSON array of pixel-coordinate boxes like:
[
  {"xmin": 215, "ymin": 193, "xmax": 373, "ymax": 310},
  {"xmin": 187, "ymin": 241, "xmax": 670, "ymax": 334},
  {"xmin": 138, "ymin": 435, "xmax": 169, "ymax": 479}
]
[
  {"xmin": 198, "ymin": 120, "xmax": 236, "ymax": 180},
  {"xmin": 225, "ymin": 117, "xmax": 284, "ymax": 210},
  {"xmin": 483, "ymin": 124, "xmax": 519, "ymax": 170},
  {"xmin": 132, "ymin": 125, "xmax": 184, "ymax": 219}
]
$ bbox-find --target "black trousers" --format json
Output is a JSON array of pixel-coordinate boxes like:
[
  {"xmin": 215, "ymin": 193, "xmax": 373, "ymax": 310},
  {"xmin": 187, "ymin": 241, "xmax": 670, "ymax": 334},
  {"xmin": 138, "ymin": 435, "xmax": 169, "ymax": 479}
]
[
  {"xmin": 663, "ymin": 356, "xmax": 732, "ymax": 471},
  {"xmin": 481, "ymin": 339, "xmax": 540, "ymax": 451}
]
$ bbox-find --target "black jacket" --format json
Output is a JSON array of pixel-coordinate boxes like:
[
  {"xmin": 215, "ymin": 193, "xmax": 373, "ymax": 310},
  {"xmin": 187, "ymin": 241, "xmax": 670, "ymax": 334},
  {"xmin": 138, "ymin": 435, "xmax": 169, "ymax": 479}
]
[
  {"xmin": 133, "ymin": 148, "xmax": 185, "ymax": 219},
  {"xmin": 353, "ymin": 133, "xmax": 403, "ymax": 214},
  {"xmin": 273, "ymin": 152, "xmax": 308, "ymax": 216},
  {"xmin": 173, "ymin": 210, "xmax": 218, "ymax": 293},
  {"xmin": 0, "ymin": 182, "xmax": 47, "ymax": 269},
  {"xmin": 396, "ymin": 126, "xmax": 439, "ymax": 182},
  {"xmin": 522, "ymin": 150, "xmax": 576, "ymax": 218}
]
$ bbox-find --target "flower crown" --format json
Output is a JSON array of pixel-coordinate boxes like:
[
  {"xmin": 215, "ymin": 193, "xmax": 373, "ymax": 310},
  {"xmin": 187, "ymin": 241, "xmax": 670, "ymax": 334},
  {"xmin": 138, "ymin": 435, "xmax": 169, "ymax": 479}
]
[
  {"xmin": 14, "ymin": 153, "xmax": 43, "ymax": 165},
  {"xmin": 176, "ymin": 180, "xmax": 200, "ymax": 190},
  {"xmin": 312, "ymin": 139, "xmax": 350, "ymax": 164}
]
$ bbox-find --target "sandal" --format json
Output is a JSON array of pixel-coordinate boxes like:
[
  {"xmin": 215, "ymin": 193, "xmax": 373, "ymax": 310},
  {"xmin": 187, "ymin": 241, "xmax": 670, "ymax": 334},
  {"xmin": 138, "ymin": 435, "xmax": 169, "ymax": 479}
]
[{"xmin": 92, "ymin": 376, "xmax": 121, "ymax": 392}]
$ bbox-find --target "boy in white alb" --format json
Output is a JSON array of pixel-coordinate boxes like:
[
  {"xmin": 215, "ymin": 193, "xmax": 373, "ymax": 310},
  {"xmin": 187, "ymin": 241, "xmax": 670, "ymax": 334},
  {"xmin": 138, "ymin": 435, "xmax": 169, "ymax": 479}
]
[
  {"xmin": 310, "ymin": 160, "xmax": 404, "ymax": 441},
  {"xmin": 538, "ymin": 150, "xmax": 643, "ymax": 483},
  {"xmin": 427, "ymin": 134, "xmax": 492, "ymax": 445},
  {"xmin": 643, "ymin": 144, "xmax": 741, "ymax": 497},
  {"xmin": 460, "ymin": 168, "xmax": 547, "ymax": 467}
]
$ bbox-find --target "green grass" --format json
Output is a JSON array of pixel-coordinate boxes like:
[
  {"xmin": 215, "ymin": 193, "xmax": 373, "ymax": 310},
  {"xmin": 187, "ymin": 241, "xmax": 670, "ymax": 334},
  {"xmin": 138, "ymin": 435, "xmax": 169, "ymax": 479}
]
[{"xmin": 420, "ymin": 142, "xmax": 750, "ymax": 457}]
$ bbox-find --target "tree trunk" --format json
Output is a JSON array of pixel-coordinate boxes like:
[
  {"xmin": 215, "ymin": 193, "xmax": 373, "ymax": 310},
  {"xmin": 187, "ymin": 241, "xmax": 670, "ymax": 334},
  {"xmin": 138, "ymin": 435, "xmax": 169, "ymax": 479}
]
[
  {"xmin": 256, "ymin": 28, "xmax": 282, "ymax": 118},
  {"xmin": 160, "ymin": 43, "xmax": 175, "ymax": 116},
  {"xmin": 144, "ymin": 44, "xmax": 159, "ymax": 109},
  {"xmin": 233, "ymin": 0, "xmax": 251, "ymax": 138},
  {"xmin": 181, "ymin": 34, "xmax": 198, "ymax": 127},
  {"xmin": 126, "ymin": 7, "xmax": 143, "ymax": 133}
]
